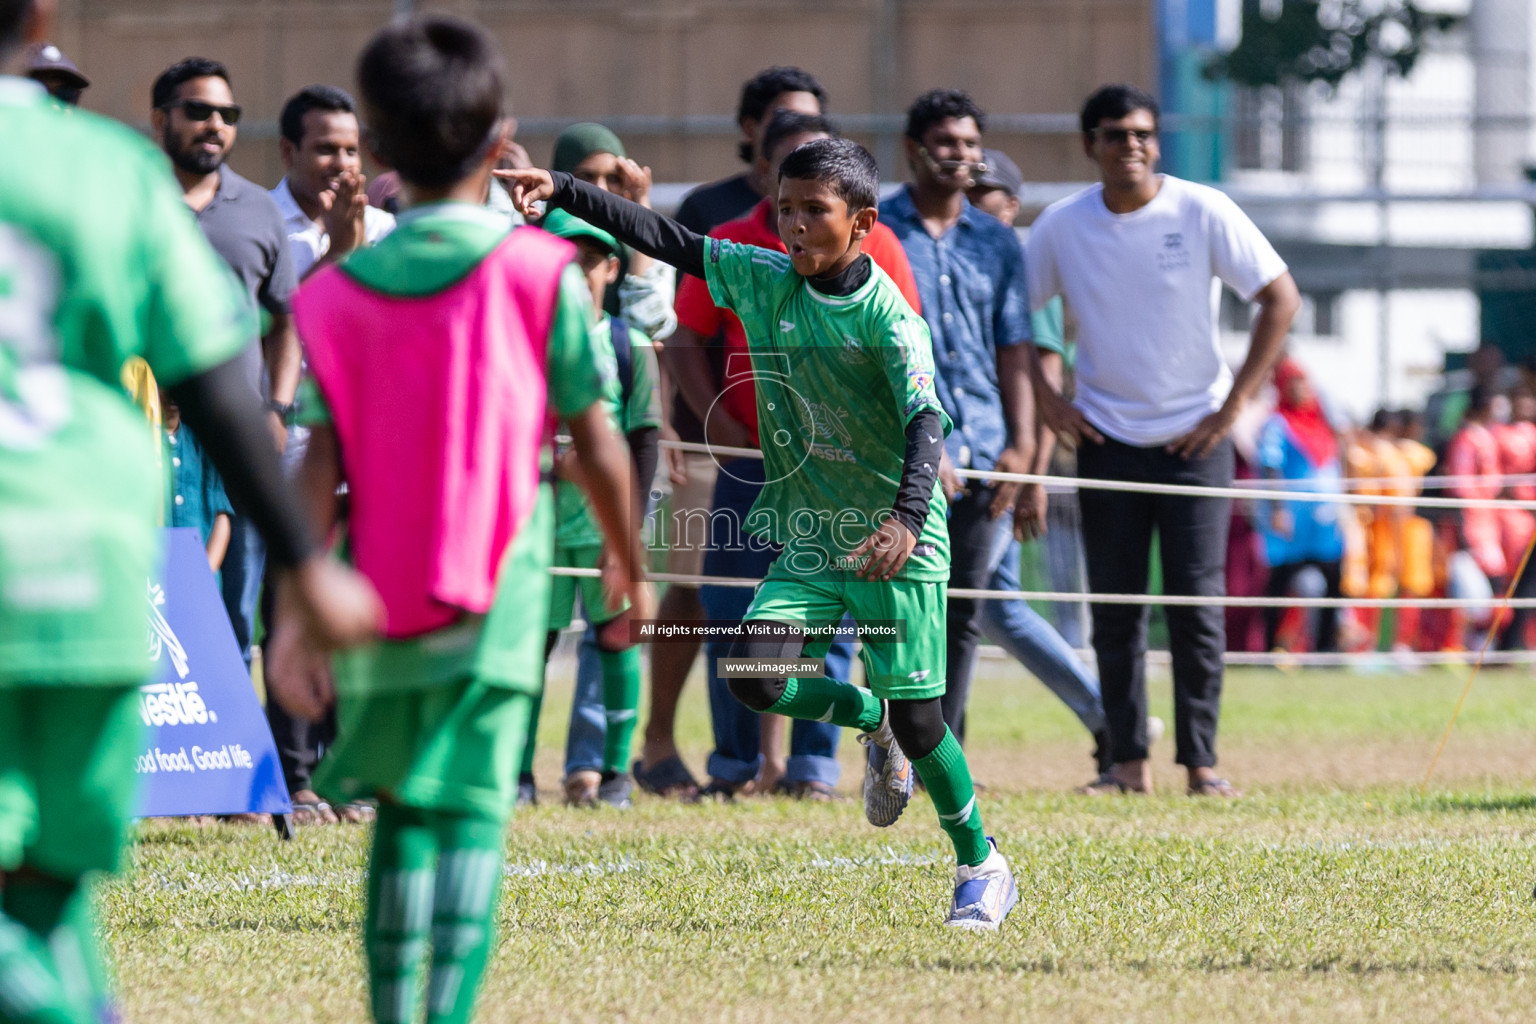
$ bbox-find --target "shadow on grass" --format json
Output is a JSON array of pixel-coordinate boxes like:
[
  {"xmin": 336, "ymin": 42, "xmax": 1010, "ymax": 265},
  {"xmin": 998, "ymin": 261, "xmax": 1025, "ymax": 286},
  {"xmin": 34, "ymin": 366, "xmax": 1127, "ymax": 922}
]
[{"xmin": 1420, "ymin": 793, "xmax": 1536, "ymax": 813}]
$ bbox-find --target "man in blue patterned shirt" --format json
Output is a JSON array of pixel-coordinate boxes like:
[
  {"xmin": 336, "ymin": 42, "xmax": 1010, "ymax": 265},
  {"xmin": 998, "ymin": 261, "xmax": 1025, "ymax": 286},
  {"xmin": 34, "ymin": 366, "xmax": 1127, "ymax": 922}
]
[{"xmin": 879, "ymin": 89, "xmax": 1036, "ymax": 746}]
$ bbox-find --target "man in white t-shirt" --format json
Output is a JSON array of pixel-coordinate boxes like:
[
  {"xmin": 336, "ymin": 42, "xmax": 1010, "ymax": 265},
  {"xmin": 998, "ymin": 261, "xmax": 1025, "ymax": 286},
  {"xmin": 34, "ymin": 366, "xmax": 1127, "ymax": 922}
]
[
  {"xmin": 267, "ymin": 83, "xmax": 394, "ymax": 825},
  {"xmin": 1025, "ymin": 84, "xmax": 1299, "ymax": 799}
]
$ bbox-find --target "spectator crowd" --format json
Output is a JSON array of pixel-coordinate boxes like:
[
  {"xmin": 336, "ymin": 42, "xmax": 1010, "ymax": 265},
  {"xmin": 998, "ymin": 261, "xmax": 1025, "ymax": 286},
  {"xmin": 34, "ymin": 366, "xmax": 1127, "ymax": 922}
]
[{"xmin": 30, "ymin": 37, "xmax": 1530, "ymax": 819}]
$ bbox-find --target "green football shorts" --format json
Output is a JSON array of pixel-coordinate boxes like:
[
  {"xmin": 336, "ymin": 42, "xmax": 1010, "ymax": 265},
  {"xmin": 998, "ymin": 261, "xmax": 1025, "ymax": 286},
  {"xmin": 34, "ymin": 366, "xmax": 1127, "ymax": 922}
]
[
  {"xmin": 0, "ymin": 684, "xmax": 144, "ymax": 878},
  {"xmin": 314, "ymin": 676, "xmax": 533, "ymax": 823},
  {"xmin": 743, "ymin": 563, "xmax": 947, "ymax": 700},
  {"xmin": 547, "ymin": 543, "xmax": 626, "ymax": 631}
]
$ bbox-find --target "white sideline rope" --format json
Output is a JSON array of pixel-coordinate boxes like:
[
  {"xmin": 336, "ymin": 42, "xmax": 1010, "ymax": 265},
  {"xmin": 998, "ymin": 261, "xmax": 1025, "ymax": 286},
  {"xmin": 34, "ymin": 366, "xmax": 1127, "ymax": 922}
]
[
  {"xmin": 548, "ymin": 567, "xmax": 1536, "ymax": 609},
  {"xmin": 655, "ymin": 439, "xmax": 1536, "ymax": 511}
]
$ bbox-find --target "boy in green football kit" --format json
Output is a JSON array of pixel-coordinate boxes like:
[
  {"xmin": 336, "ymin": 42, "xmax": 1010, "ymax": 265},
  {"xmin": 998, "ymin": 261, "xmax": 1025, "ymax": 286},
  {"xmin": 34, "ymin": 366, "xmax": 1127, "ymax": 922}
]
[
  {"xmin": 501, "ymin": 138, "xmax": 1019, "ymax": 929},
  {"xmin": 525, "ymin": 209, "xmax": 662, "ymax": 809},
  {"xmin": 0, "ymin": 2, "xmax": 380, "ymax": 1022},
  {"xmin": 265, "ymin": 17, "xmax": 649, "ymax": 1024}
]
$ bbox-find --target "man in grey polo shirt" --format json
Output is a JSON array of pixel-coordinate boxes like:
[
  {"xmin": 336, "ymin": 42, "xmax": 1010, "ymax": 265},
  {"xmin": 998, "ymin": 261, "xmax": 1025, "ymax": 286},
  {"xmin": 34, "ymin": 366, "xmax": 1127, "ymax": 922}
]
[{"xmin": 152, "ymin": 57, "xmax": 299, "ymax": 673}]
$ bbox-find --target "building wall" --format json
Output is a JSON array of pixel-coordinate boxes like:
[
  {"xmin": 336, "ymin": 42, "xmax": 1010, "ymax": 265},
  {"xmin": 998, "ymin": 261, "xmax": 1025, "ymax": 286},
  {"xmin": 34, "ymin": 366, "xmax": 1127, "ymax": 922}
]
[{"xmin": 55, "ymin": 0, "xmax": 1153, "ymax": 188}]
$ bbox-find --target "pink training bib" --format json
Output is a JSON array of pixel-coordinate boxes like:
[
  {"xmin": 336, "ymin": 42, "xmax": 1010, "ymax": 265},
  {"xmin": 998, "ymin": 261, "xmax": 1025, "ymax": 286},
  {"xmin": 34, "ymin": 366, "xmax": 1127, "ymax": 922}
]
[{"xmin": 296, "ymin": 228, "xmax": 574, "ymax": 637}]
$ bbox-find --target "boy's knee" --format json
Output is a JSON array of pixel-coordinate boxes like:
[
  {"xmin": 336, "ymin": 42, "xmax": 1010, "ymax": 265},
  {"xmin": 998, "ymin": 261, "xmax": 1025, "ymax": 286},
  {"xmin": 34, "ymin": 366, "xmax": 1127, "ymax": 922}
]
[
  {"xmin": 726, "ymin": 675, "xmax": 784, "ymax": 712},
  {"xmin": 725, "ymin": 620, "xmax": 807, "ymax": 711},
  {"xmin": 886, "ymin": 697, "xmax": 947, "ymax": 761}
]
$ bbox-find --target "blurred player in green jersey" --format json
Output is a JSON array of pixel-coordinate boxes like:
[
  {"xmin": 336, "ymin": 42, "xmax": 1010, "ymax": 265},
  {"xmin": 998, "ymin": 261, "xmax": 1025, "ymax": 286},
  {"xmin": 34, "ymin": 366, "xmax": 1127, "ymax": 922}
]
[
  {"xmin": 265, "ymin": 16, "xmax": 648, "ymax": 1024},
  {"xmin": 0, "ymin": 3, "xmax": 380, "ymax": 1022}
]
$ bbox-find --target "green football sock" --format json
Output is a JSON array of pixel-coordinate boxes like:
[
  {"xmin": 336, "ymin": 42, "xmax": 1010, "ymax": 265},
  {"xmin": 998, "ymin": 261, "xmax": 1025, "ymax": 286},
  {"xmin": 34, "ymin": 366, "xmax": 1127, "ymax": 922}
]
[
  {"xmin": 0, "ymin": 912, "xmax": 72, "ymax": 1024},
  {"xmin": 2, "ymin": 874, "xmax": 108, "ymax": 1024},
  {"xmin": 766, "ymin": 675, "xmax": 883, "ymax": 733},
  {"xmin": 598, "ymin": 646, "xmax": 641, "ymax": 773},
  {"xmin": 365, "ymin": 803, "xmax": 438, "ymax": 1024},
  {"xmin": 911, "ymin": 729, "xmax": 990, "ymax": 867},
  {"xmin": 424, "ymin": 814, "xmax": 504, "ymax": 1024}
]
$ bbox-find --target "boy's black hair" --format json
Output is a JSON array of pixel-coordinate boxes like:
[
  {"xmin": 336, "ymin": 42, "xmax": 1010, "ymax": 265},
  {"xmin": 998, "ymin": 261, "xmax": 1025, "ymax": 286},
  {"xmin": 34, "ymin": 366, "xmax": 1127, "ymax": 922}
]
[
  {"xmin": 0, "ymin": 0, "xmax": 29, "ymax": 57},
  {"xmin": 761, "ymin": 110, "xmax": 835, "ymax": 167},
  {"xmin": 736, "ymin": 66, "xmax": 826, "ymax": 162},
  {"xmin": 904, "ymin": 88, "xmax": 986, "ymax": 143},
  {"xmin": 356, "ymin": 15, "xmax": 504, "ymax": 189},
  {"xmin": 1369, "ymin": 408, "xmax": 1398, "ymax": 433},
  {"xmin": 279, "ymin": 84, "xmax": 357, "ymax": 146},
  {"xmin": 778, "ymin": 137, "xmax": 879, "ymax": 213},
  {"xmin": 152, "ymin": 57, "xmax": 231, "ymax": 111},
  {"xmin": 1079, "ymin": 83, "xmax": 1160, "ymax": 135}
]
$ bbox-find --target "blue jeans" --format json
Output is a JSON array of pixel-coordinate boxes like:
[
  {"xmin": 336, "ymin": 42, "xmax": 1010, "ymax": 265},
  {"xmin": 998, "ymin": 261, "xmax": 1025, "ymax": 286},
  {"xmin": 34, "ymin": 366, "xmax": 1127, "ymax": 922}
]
[
  {"xmin": 220, "ymin": 515, "xmax": 265, "ymax": 671},
  {"xmin": 564, "ymin": 625, "xmax": 610, "ymax": 775},
  {"xmin": 699, "ymin": 459, "xmax": 843, "ymax": 788},
  {"xmin": 979, "ymin": 516, "xmax": 1105, "ymax": 735}
]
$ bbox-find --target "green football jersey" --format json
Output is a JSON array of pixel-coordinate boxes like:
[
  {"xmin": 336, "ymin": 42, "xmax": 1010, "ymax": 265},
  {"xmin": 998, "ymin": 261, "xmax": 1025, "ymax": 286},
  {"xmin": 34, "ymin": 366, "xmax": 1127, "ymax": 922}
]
[
  {"xmin": 0, "ymin": 79, "xmax": 250, "ymax": 686},
  {"xmin": 703, "ymin": 239, "xmax": 951, "ymax": 582},
  {"xmin": 554, "ymin": 313, "xmax": 660, "ymax": 550}
]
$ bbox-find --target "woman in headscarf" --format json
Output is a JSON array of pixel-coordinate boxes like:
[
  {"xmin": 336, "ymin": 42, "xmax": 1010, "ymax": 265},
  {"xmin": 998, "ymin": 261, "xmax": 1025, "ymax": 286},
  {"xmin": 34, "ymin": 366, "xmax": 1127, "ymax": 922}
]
[{"xmin": 1256, "ymin": 358, "xmax": 1347, "ymax": 652}]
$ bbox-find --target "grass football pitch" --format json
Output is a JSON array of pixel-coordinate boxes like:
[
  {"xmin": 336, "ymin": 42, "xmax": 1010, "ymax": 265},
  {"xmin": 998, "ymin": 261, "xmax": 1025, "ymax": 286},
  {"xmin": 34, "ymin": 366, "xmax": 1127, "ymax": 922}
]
[{"xmin": 108, "ymin": 661, "xmax": 1536, "ymax": 1023}]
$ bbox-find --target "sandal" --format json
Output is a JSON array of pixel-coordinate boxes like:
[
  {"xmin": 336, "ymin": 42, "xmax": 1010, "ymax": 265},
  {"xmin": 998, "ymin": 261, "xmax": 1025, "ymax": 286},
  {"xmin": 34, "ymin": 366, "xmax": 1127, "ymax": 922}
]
[
  {"xmin": 1187, "ymin": 777, "xmax": 1242, "ymax": 798},
  {"xmin": 334, "ymin": 800, "xmax": 377, "ymax": 823},
  {"xmin": 289, "ymin": 799, "xmax": 336, "ymax": 826},
  {"xmin": 632, "ymin": 755, "xmax": 700, "ymax": 799},
  {"xmin": 788, "ymin": 780, "xmax": 838, "ymax": 803},
  {"xmin": 690, "ymin": 778, "xmax": 739, "ymax": 804},
  {"xmin": 1076, "ymin": 772, "xmax": 1149, "ymax": 797}
]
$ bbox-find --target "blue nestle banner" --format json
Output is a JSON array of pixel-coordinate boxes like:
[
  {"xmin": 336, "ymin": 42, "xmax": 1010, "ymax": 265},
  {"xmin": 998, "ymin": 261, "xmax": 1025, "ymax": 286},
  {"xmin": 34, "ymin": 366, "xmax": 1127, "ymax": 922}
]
[{"xmin": 136, "ymin": 528, "xmax": 291, "ymax": 817}]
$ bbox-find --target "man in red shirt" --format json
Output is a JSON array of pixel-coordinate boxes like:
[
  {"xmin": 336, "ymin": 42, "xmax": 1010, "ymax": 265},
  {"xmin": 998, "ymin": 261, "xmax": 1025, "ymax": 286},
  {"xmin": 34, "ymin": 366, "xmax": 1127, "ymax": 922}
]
[{"xmin": 669, "ymin": 110, "xmax": 922, "ymax": 799}]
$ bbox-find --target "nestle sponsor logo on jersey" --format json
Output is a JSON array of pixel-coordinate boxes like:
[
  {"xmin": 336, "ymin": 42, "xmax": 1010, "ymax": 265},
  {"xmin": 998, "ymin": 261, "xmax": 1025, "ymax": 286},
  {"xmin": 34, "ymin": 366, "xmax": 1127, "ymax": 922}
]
[
  {"xmin": 1157, "ymin": 232, "xmax": 1190, "ymax": 271},
  {"xmin": 809, "ymin": 444, "xmax": 857, "ymax": 463},
  {"xmin": 139, "ymin": 681, "xmax": 213, "ymax": 727}
]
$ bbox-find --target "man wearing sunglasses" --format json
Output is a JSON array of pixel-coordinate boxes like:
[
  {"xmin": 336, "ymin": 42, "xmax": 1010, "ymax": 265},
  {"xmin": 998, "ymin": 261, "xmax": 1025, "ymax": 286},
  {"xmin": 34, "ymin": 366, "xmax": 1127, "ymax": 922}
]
[
  {"xmin": 1025, "ymin": 83, "xmax": 1300, "ymax": 800},
  {"xmin": 152, "ymin": 57, "xmax": 300, "ymax": 680}
]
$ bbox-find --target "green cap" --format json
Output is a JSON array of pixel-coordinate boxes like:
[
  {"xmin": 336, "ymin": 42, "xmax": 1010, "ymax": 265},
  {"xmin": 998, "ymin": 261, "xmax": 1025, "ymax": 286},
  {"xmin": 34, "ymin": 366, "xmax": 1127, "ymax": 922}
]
[
  {"xmin": 552, "ymin": 122, "xmax": 626, "ymax": 174},
  {"xmin": 540, "ymin": 208, "xmax": 618, "ymax": 255}
]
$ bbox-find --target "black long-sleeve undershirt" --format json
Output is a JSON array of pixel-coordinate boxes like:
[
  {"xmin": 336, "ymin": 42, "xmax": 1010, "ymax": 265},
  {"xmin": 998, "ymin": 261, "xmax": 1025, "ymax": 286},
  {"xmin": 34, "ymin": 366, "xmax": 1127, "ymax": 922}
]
[
  {"xmin": 546, "ymin": 172, "xmax": 873, "ymax": 297},
  {"xmin": 893, "ymin": 408, "xmax": 944, "ymax": 541},
  {"xmin": 627, "ymin": 426, "xmax": 659, "ymax": 511},
  {"xmin": 168, "ymin": 357, "xmax": 314, "ymax": 569}
]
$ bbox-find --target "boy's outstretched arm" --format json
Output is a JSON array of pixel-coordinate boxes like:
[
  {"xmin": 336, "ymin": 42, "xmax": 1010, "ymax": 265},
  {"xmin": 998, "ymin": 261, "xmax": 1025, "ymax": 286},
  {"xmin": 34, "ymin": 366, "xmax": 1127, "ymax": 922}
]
[
  {"xmin": 497, "ymin": 164, "xmax": 707, "ymax": 280},
  {"xmin": 567, "ymin": 401, "xmax": 656, "ymax": 622}
]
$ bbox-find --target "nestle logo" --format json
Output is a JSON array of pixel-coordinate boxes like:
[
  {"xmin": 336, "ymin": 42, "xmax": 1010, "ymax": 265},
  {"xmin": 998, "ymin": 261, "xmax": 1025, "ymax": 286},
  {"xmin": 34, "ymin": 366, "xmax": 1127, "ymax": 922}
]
[{"xmin": 1163, "ymin": 232, "xmax": 1183, "ymax": 249}]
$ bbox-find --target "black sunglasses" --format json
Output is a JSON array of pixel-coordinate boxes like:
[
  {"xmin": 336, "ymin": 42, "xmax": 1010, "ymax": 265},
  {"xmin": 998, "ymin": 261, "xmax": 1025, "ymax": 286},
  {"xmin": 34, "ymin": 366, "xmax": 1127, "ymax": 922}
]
[
  {"xmin": 166, "ymin": 99, "xmax": 242, "ymax": 125},
  {"xmin": 1090, "ymin": 127, "xmax": 1156, "ymax": 146}
]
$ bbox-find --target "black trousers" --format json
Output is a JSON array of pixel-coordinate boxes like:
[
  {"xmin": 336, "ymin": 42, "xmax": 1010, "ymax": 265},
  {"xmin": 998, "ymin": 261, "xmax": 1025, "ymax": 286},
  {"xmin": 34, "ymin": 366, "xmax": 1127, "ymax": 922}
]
[
  {"xmin": 939, "ymin": 484, "xmax": 1005, "ymax": 743},
  {"xmin": 259, "ymin": 570, "xmax": 336, "ymax": 794},
  {"xmin": 1263, "ymin": 559, "xmax": 1343, "ymax": 653},
  {"xmin": 1077, "ymin": 435, "xmax": 1233, "ymax": 769}
]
